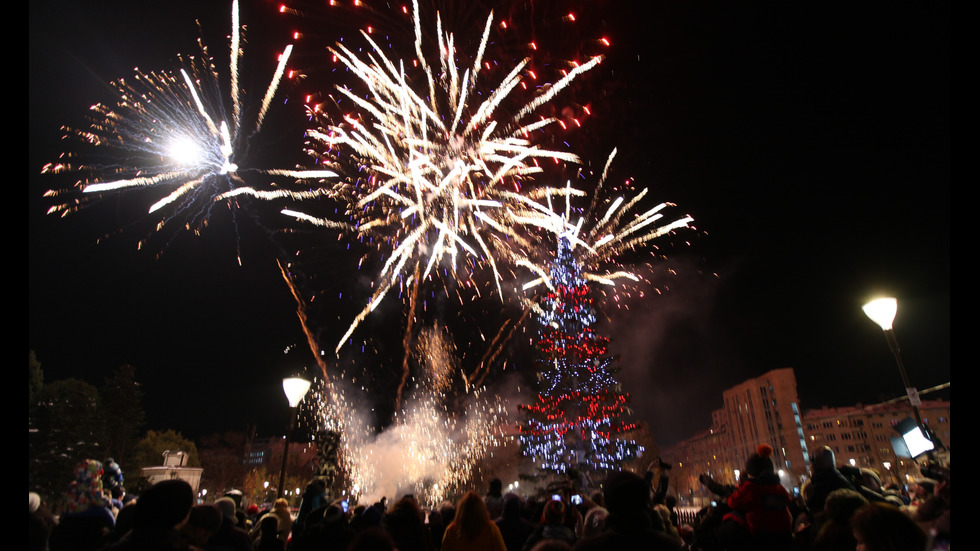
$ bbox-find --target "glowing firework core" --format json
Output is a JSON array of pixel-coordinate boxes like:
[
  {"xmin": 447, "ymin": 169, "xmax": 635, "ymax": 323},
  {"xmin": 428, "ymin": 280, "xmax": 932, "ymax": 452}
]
[{"xmin": 45, "ymin": 0, "xmax": 336, "ymax": 231}]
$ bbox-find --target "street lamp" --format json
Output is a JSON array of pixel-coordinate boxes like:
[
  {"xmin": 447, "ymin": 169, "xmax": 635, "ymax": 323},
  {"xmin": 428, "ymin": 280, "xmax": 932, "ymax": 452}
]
[
  {"xmin": 278, "ymin": 376, "xmax": 312, "ymax": 499},
  {"xmin": 861, "ymin": 297, "xmax": 924, "ymax": 430}
]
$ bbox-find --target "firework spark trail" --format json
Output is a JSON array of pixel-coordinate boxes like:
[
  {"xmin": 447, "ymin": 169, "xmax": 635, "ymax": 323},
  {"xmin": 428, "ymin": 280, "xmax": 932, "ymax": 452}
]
[
  {"xmin": 396, "ymin": 263, "xmax": 423, "ymax": 412},
  {"xmin": 308, "ymin": 326, "xmax": 507, "ymax": 509},
  {"xmin": 43, "ymin": 0, "xmax": 336, "ymax": 238},
  {"xmin": 467, "ymin": 307, "xmax": 532, "ymax": 388},
  {"xmin": 517, "ymin": 150, "xmax": 694, "ymax": 293},
  {"xmin": 271, "ymin": 0, "xmax": 603, "ymax": 353},
  {"xmin": 278, "ymin": 259, "xmax": 333, "ymax": 385}
]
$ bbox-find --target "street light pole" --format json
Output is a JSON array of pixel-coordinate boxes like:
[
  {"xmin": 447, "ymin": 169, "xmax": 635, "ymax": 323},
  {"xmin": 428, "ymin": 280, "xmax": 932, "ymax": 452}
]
[
  {"xmin": 861, "ymin": 298, "xmax": 924, "ymax": 428},
  {"xmin": 278, "ymin": 376, "xmax": 312, "ymax": 499}
]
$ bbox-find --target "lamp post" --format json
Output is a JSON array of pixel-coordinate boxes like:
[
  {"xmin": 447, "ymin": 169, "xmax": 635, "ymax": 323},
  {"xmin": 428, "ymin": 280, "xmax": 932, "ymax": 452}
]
[
  {"xmin": 278, "ymin": 376, "xmax": 312, "ymax": 499},
  {"xmin": 861, "ymin": 298, "xmax": 924, "ymax": 428}
]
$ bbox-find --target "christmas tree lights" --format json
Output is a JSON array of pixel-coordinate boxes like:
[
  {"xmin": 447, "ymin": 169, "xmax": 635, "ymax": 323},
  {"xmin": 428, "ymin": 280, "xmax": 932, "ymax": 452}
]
[{"xmin": 519, "ymin": 237, "xmax": 643, "ymax": 475}]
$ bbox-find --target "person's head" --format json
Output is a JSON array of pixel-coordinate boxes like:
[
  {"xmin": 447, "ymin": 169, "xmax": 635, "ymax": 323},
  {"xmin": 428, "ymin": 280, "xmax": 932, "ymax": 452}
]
[
  {"xmin": 529, "ymin": 541, "xmax": 572, "ymax": 551},
  {"xmin": 581, "ymin": 507, "xmax": 608, "ymax": 539},
  {"xmin": 745, "ymin": 444, "xmax": 776, "ymax": 478},
  {"xmin": 382, "ymin": 494, "xmax": 424, "ymax": 551},
  {"xmin": 215, "ymin": 497, "xmax": 237, "ymax": 523},
  {"xmin": 64, "ymin": 459, "xmax": 109, "ymax": 514},
  {"xmin": 387, "ymin": 495, "xmax": 424, "ymax": 522},
  {"xmin": 813, "ymin": 446, "xmax": 837, "ymax": 472},
  {"xmin": 851, "ymin": 503, "xmax": 926, "ymax": 551},
  {"xmin": 101, "ymin": 459, "xmax": 124, "ymax": 492},
  {"xmin": 542, "ymin": 499, "xmax": 565, "ymax": 525},
  {"xmin": 438, "ymin": 500, "xmax": 456, "ymax": 524},
  {"xmin": 73, "ymin": 459, "xmax": 104, "ymax": 489},
  {"xmin": 348, "ymin": 527, "xmax": 395, "ymax": 551},
  {"xmin": 912, "ymin": 477, "xmax": 936, "ymax": 499},
  {"xmin": 823, "ymin": 488, "xmax": 867, "ymax": 523},
  {"xmin": 223, "ymin": 489, "xmax": 243, "ymax": 508},
  {"xmin": 426, "ymin": 508, "xmax": 443, "ymax": 529},
  {"xmin": 488, "ymin": 478, "xmax": 503, "ymax": 495},
  {"xmin": 454, "ymin": 490, "xmax": 490, "ymax": 541},
  {"xmin": 859, "ymin": 469, "xmax": 883, "ymax": 492},
  {"xmin": 358, "ymin": 503, "xmax": 383, "ymax": 528},
  {"xmin": 135, "ymin": 479, "xmax": 195, "ymax": 530},
  {"xmin": 603, "ymin": 470, "xmax": 648, "ymax": 516},
  {"xmin": 501, "ymin": 492, "xmax": 524, "ymax": 520},
  {"xmin": 181, "ymin": 504, "xmax": 222, "ymax": 546},
  {"xmin": 306, "ymin": 479, "xmax": 327, "ymax": 496},
  {"xmin": 323, "ymin": 502, "xmax": 347, "ymax": 526},
  {"xmin": 260, "ymin": 513, "xmax": 280, "ymax": 538}
]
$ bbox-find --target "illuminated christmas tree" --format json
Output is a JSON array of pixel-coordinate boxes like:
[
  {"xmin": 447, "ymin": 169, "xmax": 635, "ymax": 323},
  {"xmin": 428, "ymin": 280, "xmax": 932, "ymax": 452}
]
[{"xmin": 519, "ymin": 237, "xmax": 643, "ymax": 476}]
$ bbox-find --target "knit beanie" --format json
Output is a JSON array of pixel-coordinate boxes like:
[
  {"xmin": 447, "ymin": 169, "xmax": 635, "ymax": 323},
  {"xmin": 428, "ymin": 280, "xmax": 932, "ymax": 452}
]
[{"xmin": 745, "ymin": 444, "xmax": 775, "ymax": 478}]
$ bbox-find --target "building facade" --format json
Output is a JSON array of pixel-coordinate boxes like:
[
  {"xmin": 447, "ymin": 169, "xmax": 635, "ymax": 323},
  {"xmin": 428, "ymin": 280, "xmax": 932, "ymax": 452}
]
[
  {"xmin": 663, "ymin": 424, "xmax": 732, "ymax": 505},
  {"xmin": 803, "ymin": 399, "xmax": 950, "ymax": 486},
  {"xmin": 665, "ymin": 368, "xmax": 810, "ymax": 502},
  {"xmin": 663, "ymin": 368, "xmax": 950, "ymax": 504},
  {"xmin": 722, "ymin": 367, "xmax": 810, "ymax": 484}
]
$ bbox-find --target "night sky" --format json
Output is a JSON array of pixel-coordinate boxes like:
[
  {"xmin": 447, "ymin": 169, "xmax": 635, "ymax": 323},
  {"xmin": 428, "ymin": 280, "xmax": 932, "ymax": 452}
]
[{"xmin": 30, "ymin": 1, "xmax": 949, "ymax": 448}]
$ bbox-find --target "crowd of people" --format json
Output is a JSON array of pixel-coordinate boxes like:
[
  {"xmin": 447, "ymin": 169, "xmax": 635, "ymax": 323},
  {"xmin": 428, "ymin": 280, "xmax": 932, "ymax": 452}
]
[
  {"xmin": 692, "ymin": 445, "xmax": 948, "ymax": 551},
  {"xmin": 28, "ymin": 445, "xmax": 949, "ymax": 551}
]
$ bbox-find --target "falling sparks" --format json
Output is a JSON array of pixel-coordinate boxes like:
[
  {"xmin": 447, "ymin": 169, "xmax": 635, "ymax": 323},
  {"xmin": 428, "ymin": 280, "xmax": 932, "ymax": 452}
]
[{"xmin": 307, "ymin": 326, "xmax": 507, "ymax": 508}]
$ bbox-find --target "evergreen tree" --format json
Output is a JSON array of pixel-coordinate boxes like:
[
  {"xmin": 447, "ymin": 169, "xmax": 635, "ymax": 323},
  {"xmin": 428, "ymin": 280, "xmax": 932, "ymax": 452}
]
[
  {"xmin": 100, "ymin": 364, "xmax": 145, "ymax": 471},
  {"xmin": 519, "ymin": 237, "xmax": 643, "ymax": 477},
  {"xmin": 131, "ymin": 429, "xmax": 200, "ymax": 492},
  {"xmin": 134, "ymin": 430, "xmax": 201, "ymax": 469},
  {"xmin": 30, "ymin": 378, "xmax": 107, "ymax": 497},
  {"xmin": 29, "ymin": 350, "xmax": 43, "ymax": 407}
]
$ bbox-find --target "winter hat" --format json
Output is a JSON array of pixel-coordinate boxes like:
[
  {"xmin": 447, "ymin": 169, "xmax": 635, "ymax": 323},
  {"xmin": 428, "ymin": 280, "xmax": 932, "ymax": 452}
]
[
  {"xmin": 102, "ymin": 458, "xmax": 124, "ymax": 491},
  {"xmin": 188, "ymin": 504, "xmax": 223, "ymax": 533},
  {"xmin": 64, "ymin": 459, "xmax": 108, "ymax": 513},
  {"xmin": 745, "ymin": 444, "xmax": 775, "ymax": 477},
  {"xmin": 323, "ymin": 503, "xmax": 346, "ymax": 524},
  {"xmin": 542, "ymin": 499, "xmax": 565, "ymax": 524},
  {"xmin": 216, "ymin": 497, "xmax": 237, "ymax": 521},
  {"xmin": 859, "ymin": 468, "xmax": 882, "ymax": 490}
]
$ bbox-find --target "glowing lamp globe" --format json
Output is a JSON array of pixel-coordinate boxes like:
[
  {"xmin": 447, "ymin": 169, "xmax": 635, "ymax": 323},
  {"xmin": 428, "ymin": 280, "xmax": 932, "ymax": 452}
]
[
  {"xmin": 282, "ymin": 377, "xmax": 312, "ymax": 407},
  {"xmin": 862, "ymin": 297, "xmax": 898, "ymax": 331}
]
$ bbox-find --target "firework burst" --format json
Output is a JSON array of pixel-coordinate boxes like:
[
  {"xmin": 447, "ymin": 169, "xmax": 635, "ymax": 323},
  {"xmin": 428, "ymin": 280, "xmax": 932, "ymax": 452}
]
[
  {"xmin": 42, "ymin": 0, "xmax": 335, "ymax": 248},
  {"xmin": 516, "ymin": 149, "xmax": 694, "ymax": 297},
  {"xmin": 252, "ymin": 0, "xmax": 602, "ymax": 352}
]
